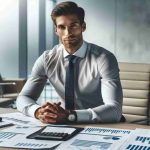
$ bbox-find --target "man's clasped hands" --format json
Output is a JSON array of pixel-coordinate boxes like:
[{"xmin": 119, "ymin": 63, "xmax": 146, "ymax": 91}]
[{"xmin": 35, "ymin": 102, "xmax": 70, "ymax": 124}]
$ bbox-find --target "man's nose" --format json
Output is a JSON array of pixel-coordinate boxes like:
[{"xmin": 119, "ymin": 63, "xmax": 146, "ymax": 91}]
[{"xmin": 64, "ymin": 27, "xmax": 72, "ymax": 36}]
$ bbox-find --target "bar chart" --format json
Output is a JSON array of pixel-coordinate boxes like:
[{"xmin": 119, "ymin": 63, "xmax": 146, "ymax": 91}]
[
  {"xmin": 120, "ymin": 129, "xmax": 150, "ymax": 150},
  {"xmin": 71, "ymin": 139, "xmax": 112, "ymax": 149},
  {"xmin": 136, "ymin": 136, "xmax": 150, "ymax": 144},
  {"xmin": 126, "ymin": 144, "xmax": 150, "ymax": 150},
  {"xmin": 0, "ymin": 132, "xmax": 18, "ymax": 140},
  {"xmin": 15, "ymin": 142, "xmax": 48, "ymax": 148},
  {"xmin": 0, "ymin": 132, "xmax": 61, "ymax": 149},
  {"xmin": 83, "ymin": 127, "xmax": 131, "ymax": 135},
  {"xmin": 125, "ymin": 136, "xmax": 150, "ymax": 150},
  {"xmin": 3, "ymin": 117, "xmax": 30, "ymax": 124}
]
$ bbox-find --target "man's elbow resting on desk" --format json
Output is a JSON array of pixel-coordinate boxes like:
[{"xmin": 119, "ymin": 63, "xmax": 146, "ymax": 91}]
[
  {"xmin": 92, "ymin": 105, "xmax": 122, "ymax": 123},
  {"xmin": 16, "ymin": 95, "xmax": 41, "ymax": 117}
]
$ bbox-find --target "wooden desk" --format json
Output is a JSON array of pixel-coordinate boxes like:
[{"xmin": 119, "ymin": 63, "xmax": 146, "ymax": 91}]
[
  {"xmin": 0, "ymin": 108, "xmax": 150, "ymax": 150},
  {"xmin": 75, "ymin": 122, "xmax": 150, "ymax": 130}
]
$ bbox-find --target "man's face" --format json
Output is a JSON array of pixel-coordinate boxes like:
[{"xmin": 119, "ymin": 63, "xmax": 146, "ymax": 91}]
[{"xmin": 55, "ymin": 14, "xmax": 85, "ymax": 52}]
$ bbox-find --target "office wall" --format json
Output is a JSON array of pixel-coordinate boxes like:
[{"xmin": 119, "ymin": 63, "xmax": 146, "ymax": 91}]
[
  {"xmin": 27, "ymin": 0, "xmax": 39, "ymax": 75},
  {"xmin": 28, "ymin": 0, "xmax": 55, "ymax": 75},
  {"xmin": 0, "ymin": 0, "xmax": 19, "ymax": 77},
  {"xmin": 116, "ymin": 0, "xmax": 150, "ymax": 63},
  {"xmin": 46, "ymin": 0, "xmax": 58, "ymax": 49},
  {"xmin": 57, "ymin": 0, "xmax": 150, "ymax": 63},
  {"xmin": 0, "ymin": 0, "xmax": 150, "ymax": 78}
]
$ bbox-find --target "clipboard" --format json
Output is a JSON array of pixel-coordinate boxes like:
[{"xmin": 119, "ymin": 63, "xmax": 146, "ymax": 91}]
[{"xmin": 26, "ymin": 125, "xmax": 83, "ymax": 141}]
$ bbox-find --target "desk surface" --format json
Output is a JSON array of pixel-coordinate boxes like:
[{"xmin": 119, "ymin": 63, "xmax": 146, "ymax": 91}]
[{"xmin": 0, "ymin": 108, "xmax": 150, "ymax": 150}]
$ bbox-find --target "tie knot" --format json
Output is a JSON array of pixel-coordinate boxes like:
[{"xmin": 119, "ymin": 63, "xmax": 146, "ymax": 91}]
[{"xmin": 68, "ymin": 55, "xmax": 76, "ymax": 62}]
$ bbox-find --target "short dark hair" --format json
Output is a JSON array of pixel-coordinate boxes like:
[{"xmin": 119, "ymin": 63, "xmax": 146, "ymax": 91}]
[{"xmin": 51, "ymin": 1, "xmax": 85, "ymax": 25}]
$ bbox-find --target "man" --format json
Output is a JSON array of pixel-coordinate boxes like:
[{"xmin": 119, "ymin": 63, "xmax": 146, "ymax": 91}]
[{"xmin": 16, "ymin": 1, "xmax": 123, "ymax": 124}]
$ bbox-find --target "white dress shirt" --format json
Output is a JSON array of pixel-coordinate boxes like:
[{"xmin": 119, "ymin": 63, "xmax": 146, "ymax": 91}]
[{"xmin": 16, "ymin": 41, "xmax": 123, "ymax": 123}]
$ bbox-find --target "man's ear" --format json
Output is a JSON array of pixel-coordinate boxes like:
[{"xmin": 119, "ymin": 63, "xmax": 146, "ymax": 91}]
[
  {"xmin": 82, "ymin": 22, "xmax": 86, "ymax": 32},
  {"xmin": 55, "ymin": 26, "xmax": 58, "ymax": 36}
]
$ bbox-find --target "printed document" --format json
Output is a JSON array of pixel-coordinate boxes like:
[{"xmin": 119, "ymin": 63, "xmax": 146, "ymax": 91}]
[
  {"xmin": 56, "ymin": 126, "xmax": 133, "ymax": 150},
  {"xmin": 0, "ymin": 131, "xmax": 61, "ymax": 149},
  {"xmin": 0, "ymin": 125, "xmax": 61, "ymax": 149},
  {"xmin": 119, "ymin": 128, "xmax": 150, "ymax": 150},
  {"xmin": 0, "ymin": 112, "xmax": 46, "ymax": 126}
]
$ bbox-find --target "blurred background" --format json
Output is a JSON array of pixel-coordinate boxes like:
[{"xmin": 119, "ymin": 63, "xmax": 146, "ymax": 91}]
[{"xmin": 0, "ymin": 0, "xmax": 150, "ymax": 103}]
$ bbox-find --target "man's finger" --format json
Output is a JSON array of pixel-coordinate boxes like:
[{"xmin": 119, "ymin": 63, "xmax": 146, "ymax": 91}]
[
  {"xmin": 44, "ymin": 112, "xmax": 57, "ymax": 119},
  {"xmin": 41, "ymin": 102, "xmax": 53, "ymax": 108},
  {"xmin": 41, "ymin": 102, "xmax": 50, "ymax": 108},
  {"xmin": 54, "ymin": 102, "xmax": 61, "ymax": 106},
  {"xmin": 39, "ymin": 113, "xmax": 57, "ymax": 124},
  {"xmin": 44, "ymin": 105, "xmax": 58, "ymax": 114},
  {"xmin": 40, "ymin": 117, "xmax": 56, "ymax": 124},
  {"xmin": 53, "ymin": 103, "xmax": 61, "ymax": 111}
]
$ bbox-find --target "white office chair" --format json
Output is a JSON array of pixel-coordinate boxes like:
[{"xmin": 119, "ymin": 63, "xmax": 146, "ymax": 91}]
[{"xmin": 119, "ymin": 62, "xmax": 150, "ymax": 125}]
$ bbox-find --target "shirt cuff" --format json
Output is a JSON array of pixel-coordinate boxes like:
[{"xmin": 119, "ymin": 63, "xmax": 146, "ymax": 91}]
[
  {"xmin": 26, "ymin": 104, "xmax": 41, "ymax": 118},
  {"xmin": 88, "ymin": 108, "xmax": 101, "ymax": 122},
  {"xmin": 75, "ymin": 109, "xmax": 92, "ymax": 123},
  {"xmin": 88, "ymin": 108, "xmax": 98, "ymax": 120}
]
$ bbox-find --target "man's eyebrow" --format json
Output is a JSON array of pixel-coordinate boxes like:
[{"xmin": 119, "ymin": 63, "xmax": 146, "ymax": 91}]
[
  {"xmin": 57, "ymin": 21, "xmax": 80, "ymax": 27},
  {"xmin": 57, "ymin": 24, "xmax": 63, "ymax": 26},
  {"xmin": 69, "ymin": 22, "xmax": 80, "ymax": 26},
  {"xmin": 57, "ymin": 24, "xmax": 64, "ymax": 27},
  {"xmin": 70, "ymin": 21, "xmax": 80, "ymax": 24}
]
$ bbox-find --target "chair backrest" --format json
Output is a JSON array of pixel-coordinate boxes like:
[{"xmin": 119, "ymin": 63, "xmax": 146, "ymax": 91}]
[{"xmin": 119, "ymin": 62, "xmax": 150, "ymax": 125}]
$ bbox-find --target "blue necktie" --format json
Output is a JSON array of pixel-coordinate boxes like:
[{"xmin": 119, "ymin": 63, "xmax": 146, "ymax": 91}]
[{"xmin": 65, "ymin": 55, "xmax": 76, "ymax": 110}]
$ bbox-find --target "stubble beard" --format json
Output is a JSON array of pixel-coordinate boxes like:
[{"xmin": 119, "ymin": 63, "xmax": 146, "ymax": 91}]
[{"xmin": 62, "ymin": 37, "xmax": 83, "ymax": 53}]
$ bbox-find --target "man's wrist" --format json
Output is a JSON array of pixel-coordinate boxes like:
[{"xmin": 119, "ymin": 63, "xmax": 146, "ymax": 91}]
[
  {"xmin": 67, "ymin": 110, "xmax": 77, "ymax": 123},
  {"xmin": 75, "ymin": 110, "xmax": 92, "ymax": 122},
  {"xmin": 34, "ymin": 107, "xmax": 41, "ymax": 119}
]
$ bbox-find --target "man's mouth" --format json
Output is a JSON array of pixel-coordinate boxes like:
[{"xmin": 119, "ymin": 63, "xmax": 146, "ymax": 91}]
[
  {"xmin": 65, "ymin": 39, "xmax": 74, "ymax": 41},
  {"xmin": 64, "ymin": 37, "xmax": 76, "ymax": 41}
]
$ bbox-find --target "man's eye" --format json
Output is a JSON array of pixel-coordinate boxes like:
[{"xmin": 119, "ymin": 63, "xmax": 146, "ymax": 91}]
[
  {"xmin": 70, "ymin": 23, "xmax": 80, "ymax": 28},
  {"xmin": 58, "ymin": 25, "xmax": 65, "ymax": 30},
  {"xmin": 70, "ymin": 25, "xmax": 76, "ymax": 28}
]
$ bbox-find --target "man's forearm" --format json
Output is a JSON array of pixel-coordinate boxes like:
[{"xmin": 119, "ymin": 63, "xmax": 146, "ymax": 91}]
[
  {"xmin": 75, "ymin": 109, "xmax": 93, "ymax": 123},
  {"xmin": 16, "ymin": 95, "xmax": 40, "ymax": 117},
  {"xmin": 93, "ymin": 104, "xmax": 122, "ymax": 123},
  {"xmin": 74, "ymin": 104, "xmax": 122, "ymax": 123}
]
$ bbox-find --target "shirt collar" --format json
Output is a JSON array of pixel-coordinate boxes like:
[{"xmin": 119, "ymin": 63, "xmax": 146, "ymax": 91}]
[{"xmin": 63, "ymin": 41, "xmax": 87, "ymax": 58}]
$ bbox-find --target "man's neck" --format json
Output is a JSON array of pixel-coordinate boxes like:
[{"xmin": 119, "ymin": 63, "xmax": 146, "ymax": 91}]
[{"xmin": 65, "ymin": 41, "xmax": 83, "ymax": 54}]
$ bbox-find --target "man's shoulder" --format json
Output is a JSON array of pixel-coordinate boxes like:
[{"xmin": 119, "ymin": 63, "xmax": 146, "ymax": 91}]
[
  {"xmin": 44, "ymin": 44, "xmax": 63, "ymax": 55},
  {"xmin": 87, "ymin": 42, "xmax": 114, "ymax": 57},
  {"xmin": 43, "ymin": 44, "xmax": 63, "ymax": 57}
]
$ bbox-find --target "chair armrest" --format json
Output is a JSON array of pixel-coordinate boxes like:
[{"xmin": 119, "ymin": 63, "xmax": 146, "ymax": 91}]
[
  {"xmin": 0, "ymin": 82, "xmax": 16, "ymax": 86},
  {"xmin": 1, "ymin": 78, "xmax": 26, "ymax": 93}
]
